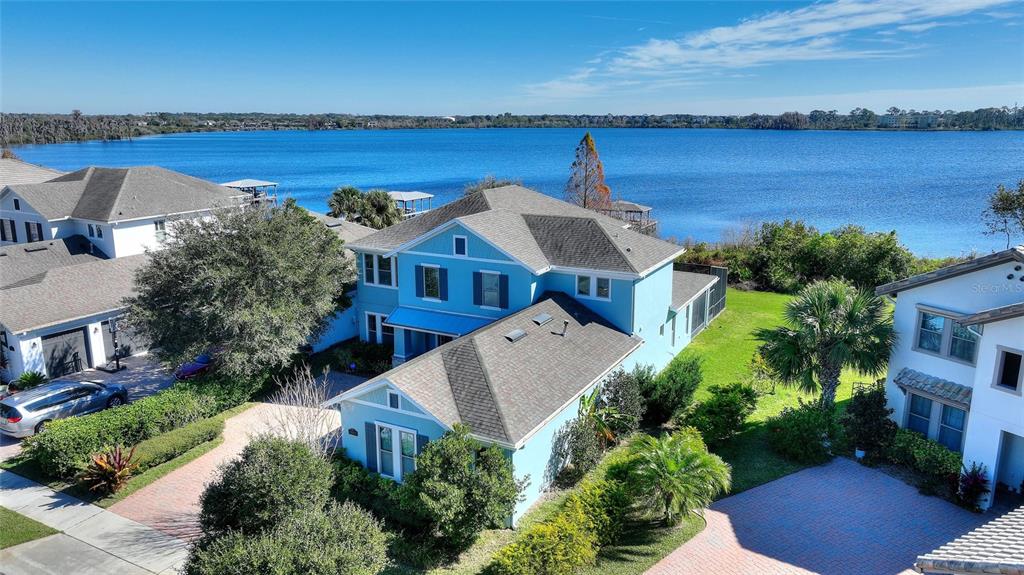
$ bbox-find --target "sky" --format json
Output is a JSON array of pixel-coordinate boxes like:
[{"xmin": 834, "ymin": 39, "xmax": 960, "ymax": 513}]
[{"xmin": 2, "ymin": 1, "xmax": 1022, "ymax": 115}]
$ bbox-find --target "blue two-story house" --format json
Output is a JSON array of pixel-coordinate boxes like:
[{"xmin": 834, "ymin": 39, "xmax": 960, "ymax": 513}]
[{"xmin": 324, "ymin": 186, "xmax": 720, "ymax": 522}]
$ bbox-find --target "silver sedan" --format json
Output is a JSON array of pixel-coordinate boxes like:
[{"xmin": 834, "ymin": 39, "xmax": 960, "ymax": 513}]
[{"xmin": 0, "ymin": 380, "xmax": 129, "ymax": 438}]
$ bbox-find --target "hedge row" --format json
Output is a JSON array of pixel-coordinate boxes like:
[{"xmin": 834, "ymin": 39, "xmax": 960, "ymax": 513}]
[
  {"xmin": 485, "ymin": 479, "xmax": 629, "ymax": 575},
  {"xmin": 887, "ymin": 428, "xmax": 962, "ymax": 478},
  {"xmin": 24, "ymin": 388, "xmax": 214, "ymax": 478},
  {"xmin": 133, "ymin": 415, "xmax": 225, "ymax": 472}
]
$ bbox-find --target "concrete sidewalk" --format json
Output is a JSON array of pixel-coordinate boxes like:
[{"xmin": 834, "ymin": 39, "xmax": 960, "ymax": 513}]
[{"xmin": 0, "ymin": 470, "xmax": 188, "ymax": 574}]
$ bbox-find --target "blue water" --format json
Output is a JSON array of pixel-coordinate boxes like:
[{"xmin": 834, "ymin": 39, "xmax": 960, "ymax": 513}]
[{"xmin": 13, "ymin": 128, "xmax": 1024, "ymax": 257}]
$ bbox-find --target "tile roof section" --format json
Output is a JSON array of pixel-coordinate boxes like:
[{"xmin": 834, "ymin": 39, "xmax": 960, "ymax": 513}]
[
  {"xmin": 962, "ymin": 302, "xmax": 1024, "ymax": 326},
  {"xmin": 894, "ymin": 368, "xmax": 973, "ymax": 409},
  {"xmin": 331, "ymin": 292, "xmax": 641, "ymax": 445},
  {"xmin": 0, "ymin": 158, "xmax": 63, "ymax": 186},
  {"xmin": 5, "ymin": 166, "xmax": 246, "ymax": 223},
  {"xmin": 0, "ymin": 254, "xmax": 147, "ymax": 334},
  {"xmin": 347, "ymin": 186, "xmax": 684, "ymax": 276},
  {"xmin": 441, "ymin": 339, "xmax": 509, "ymax": 442},
  {"xmin": 0, "ymin": 236, "xmax": 108, "ymax": 289},
  {"xmin": 877, "ymin": 246, "xmax": 1024, "ymax": 296},
  {"xmin": 915, "ymin": 506, "xmax": 1024, "ymax": 575},
  {"xmin": 671, "ymin": 271, "xmax": 719, "ymax": 310}
]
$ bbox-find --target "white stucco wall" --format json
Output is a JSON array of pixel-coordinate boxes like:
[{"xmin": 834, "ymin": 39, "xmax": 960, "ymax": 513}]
[{"xmin": 0, "ymin": 191, "xmax": 52, "ymax": 244}]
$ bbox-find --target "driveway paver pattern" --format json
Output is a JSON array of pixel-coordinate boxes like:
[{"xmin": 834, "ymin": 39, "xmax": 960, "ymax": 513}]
[{"xmin": 646, "ymin": 458, "xmax": 994, "ymax": 575}]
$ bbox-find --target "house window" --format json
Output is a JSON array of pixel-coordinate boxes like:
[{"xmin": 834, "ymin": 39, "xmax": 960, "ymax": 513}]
[
  {"xmin": 154, "ymin": 220, "xmax": 166, "ymax": 242},
  {"xmin": 437, "ymin": 334, "xmax": 453, "ymax": 346},
  {"xmin": 575, "ymin": 274, "xmax": 611, "ymax": 300},
  {"xmin": 671, "ymin": 314, "xmax": 677, "ymax": 346},
  {"xmin": 378, "ymin": 426, "xmax": 394, "ymax": 477},
  {"xmin": 423, "ymin": 266, "xmax": 440, "ymax": 299},
  {"xmin": 949, "ymin": 322, "xmax": 979, "ymax": 363},
  {"xmin": 2, "ymin": 219, "xmax": 17, "ymax": 242},
  {"xmin": 481, "ymin": 271, "xmax": 501, "ymax": 308},
  {"xmin": 364, "ymin": 254, "xmax": 376, "ymax": 284},
  {"xmin": 388, "ymin": 391, "xmax": 400, "ymax": 410},
  {"xmin": 88, "ymin": 224, "xmax": 95, "ymax": 238},
  {"xmin": 938, "ymin": 404, "xmax": 966, "ymax": 452},
  {"xmin": 453, "ymin": 235, "xmax": 467, "ymax": 257},
  {"xmin": 96, "ymin": 225, "xmax": 103, "ymax": 238},
  {"xmin": 907, "ymin": 394, "xmax": 932, "ymax": 436},
  {"xmin": 363, "ymin": 254, "xmax": 396, "ymax": 287},
  {"xmin": 13, "ymin": 199, "xmax": 20, "ymax": 211},
  {"xmin": 376, "ymin": 423, "xmax": 417, "ymax": 481},
  {"xmin": 995, "ymin": 349, "xmax": 1023, "ymax": 392},
  {"xmin": 917, "ymin": 313, "xmax": 944, "ymax": 353},
  {"xmin": 378, "ymin": 255, "xmax": 393, "ymax": 286},
  {"xmin": 400, "ymin": 430, "xmax": 417, "ymax": 476},
  {"xmin": 24, "ymin": 222, "xmax": 43, "ymax": 243}
]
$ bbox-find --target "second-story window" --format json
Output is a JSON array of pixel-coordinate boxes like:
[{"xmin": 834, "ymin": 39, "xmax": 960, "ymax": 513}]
[
  {"xmin": 423, "ymin": 266, "xmax": 440, "ymax": 299},
  {"xmin": 364, "ymin": 254, "xmax": 375, "ymax": 284},
  {"xmin": 453, "ymin": 235, "xmax": 467, "ymax": 257},
  {"xmin": 154, "ymin": 220, "xmax": 167, "ymax": 242},
  {"xmin": 0, "ymin": 219, "xmax": 16, "ymax": 242},
  {"xmin": 363, "ymin": 254, "xmax": 397, "ymax": 287},
  {"xmin": 915, "ymin": 310, "xmax": 981, "ymax": 364},
  {"xmin": 96, "ymin": 225, "xmax": 103, "ymax": 238},
  {"xmin": 24, "ymin": 222, "xmax": 43, "ymax": 243},
  {"xmin": 378, "ymin": 255, "xmax": 393, "ymax": 286},
  {"xmin": 576, "ymin": 274, "xmax": 611, "ymax": 301},
  {"xmin": 481, "ymin": 272, "xmax": 501, "ymax": 308},
  {"xmin": 995, "ymin": 348, "xmax": 1023, "ymax": 392},
  {"xmin": 88, "ymin": 224, "xmax": 95, "ymax": 238},
  {"xmin": 13, "ymin": 199, "xmax": 20, "ymax": 211}
]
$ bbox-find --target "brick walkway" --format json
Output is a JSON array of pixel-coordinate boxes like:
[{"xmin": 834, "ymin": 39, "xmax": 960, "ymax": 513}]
[
  {"xmin": 646, "ymin": 458, "xmax": 993, "ymax": 575},
  {"xmin": 108, "ymin": 403, "xmax": 340, "ymax": 541}
]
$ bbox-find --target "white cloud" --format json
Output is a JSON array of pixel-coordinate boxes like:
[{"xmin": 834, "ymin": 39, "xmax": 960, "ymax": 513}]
[{"xmin": 897, "ymin": 21, "xmax": 946, "ymax": 32}]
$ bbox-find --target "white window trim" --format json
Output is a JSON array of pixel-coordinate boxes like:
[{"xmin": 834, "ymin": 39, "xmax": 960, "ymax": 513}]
[
  {"xmin": 912, "ymin": 310, "xmax": 980, "ymax": 366},
  {"xmin": 387, "ymin": 390, "xmax": 401, "ymax": 410},
  {"xmin": 903, "ymin": 391, "xmax": 969, "ymax": 452},
  {"xmin": 421, "ymin": 263, "xmax": 441, "ymax": 301},
  {"xmin": 575, "ymin": 274, "xmax": 612, "ymax": 301},
  {"xmin": 992, "ymin": 345, "xmax": 1024, "ymax": 397},
  {"xmin": 478, "ymin": 269, "xmax": 502, "ymax": 310},
  {"xmin": 374, "ymin": 421, "xmax": 418, "ymax": 482},
  {"xmin": 362, "ymin": 254, "xmax": 398, "ymax": 289},
  {"xmin": 453, "ymin": 235, "xmax": 468, "ymax": 257}
]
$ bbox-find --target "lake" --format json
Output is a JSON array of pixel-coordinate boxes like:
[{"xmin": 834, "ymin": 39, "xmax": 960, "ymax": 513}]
[{"xmin": 12, "ymin": 128, "xmax": 1024, "ymax": 257}]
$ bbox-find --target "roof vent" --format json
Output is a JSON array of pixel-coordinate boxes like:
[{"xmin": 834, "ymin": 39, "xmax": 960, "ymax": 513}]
[
  {"xmin": 532, "ymin": 312, "xmax": 553, "ymax": 326},
  {"xmin": 504, "ymin": 328, "xmax": 528, "ymax": 343}
]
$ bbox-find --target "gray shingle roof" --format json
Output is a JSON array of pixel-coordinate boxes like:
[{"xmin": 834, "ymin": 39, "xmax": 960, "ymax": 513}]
[
  {"xmin": 0, "ymin": 158, "xmax": 63, "ymax": 187},
  {"xmin": 309, "ymin": 211, "xmax": 376, "ymax": 247},
  {"xmin": 333, "ymin": 292, "xmax": 641, "ymax": 445},
  {"xmin": 894, "ymin": 368, "xmax": 972, "ymax": 409},
  {"xmin": 347, "ymin": 186, "xmax": 684, "ymax": 276},
  {"xmin": 0, "ymin": 254, "xmax": 146, "ymax": 334},
  {"xmin": 5, "ymin": 166, "xmax": 246, "ymax": 223},
  {"xmin": 915, "ymin": 506, "xmax": 1024, "ymax": 574},
  {"xmin": 0, "ymin": 236, "xmax": 109, "ymax": 289},
  {"xmin": 672, "ymin": 271, "xmax": 718, "ymax": 310},
  {"xmin": 877, "ymin": 246, "xmax": 1024, "ymax": 296}
]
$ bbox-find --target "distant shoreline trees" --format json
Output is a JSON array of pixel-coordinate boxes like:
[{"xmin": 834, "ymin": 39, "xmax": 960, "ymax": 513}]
[{"xmin": 3, "ymin": 106, "xmax": 1022, "ymax": 145}]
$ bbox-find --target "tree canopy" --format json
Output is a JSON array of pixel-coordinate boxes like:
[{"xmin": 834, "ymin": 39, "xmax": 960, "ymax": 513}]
[
  {"xmin": 125, "ymin": 200, "xmax": 355, "ymax": 377},
  {"xmin": 565, "ymin": 131, "xmax": 612, "ymax": 210},
  {"xmin": 983, "ymin": 180, "xmax": 1024, "ymax": 249},
  {"xmin": 327, "ymin": 185, "xmax": 364, "ymax": 220}
]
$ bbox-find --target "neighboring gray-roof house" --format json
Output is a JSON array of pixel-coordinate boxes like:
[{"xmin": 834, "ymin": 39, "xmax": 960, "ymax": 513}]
[
  {"xmin": 348, "ymin": 186, "xmax": 683, "ymax": 277},
  {"xmin": 0, "ymin": 235, "xmax": 108, "ymax": 289},
  {"xmin": 328, "ymin": 292, "xmax": 641, "ymax": 447},
  {"xmin": 309, "ymin": 211, "xmax": 376, "ymax": 251},
  {"xmin": 0, "ymin": 157, "xmax": 63, "ymax": 187}
]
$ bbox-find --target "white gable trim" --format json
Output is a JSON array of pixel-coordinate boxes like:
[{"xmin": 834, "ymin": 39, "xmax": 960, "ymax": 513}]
[{"xmin": 383, "ymin": 219, "xmax": 540, "ymax": 274}]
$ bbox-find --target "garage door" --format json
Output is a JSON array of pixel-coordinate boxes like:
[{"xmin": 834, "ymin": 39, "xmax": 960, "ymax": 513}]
[
  {"xmin": 41, "ymin": 328, "xmax": 91, "ymax": 377},
  {"xmin": 101, "ymin": 320, "xmax": 150, "ymax": 361}
]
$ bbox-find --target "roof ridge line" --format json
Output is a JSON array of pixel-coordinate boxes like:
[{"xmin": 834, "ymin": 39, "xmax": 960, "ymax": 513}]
[{"xmin": 592, "ymin": 218, "xmax": 639, "ymax": 273}]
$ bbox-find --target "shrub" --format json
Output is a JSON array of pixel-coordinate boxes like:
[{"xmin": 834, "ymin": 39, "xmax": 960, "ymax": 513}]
[
  {"xmin": 332, "ymin": 454, "xmax": 425, "ymax": 531},
  {"xmin": 887, "ymin": 429, "xmax": 962, "ymax": 478},
  {"xmin": 766, "ymin": 402, "xmax": 837, "ymax": 464},
  {"xmin": 399, "ymin": 425, "xmax": 523, "ymax": 553},
  {"xmin": 132, "ymin": 416, "xmax": 224, "ymax": 471},
  {"xmin": 601, "ymin": 366, "xmax": 650, "ymax": 435},
  {"xmin": 24, "ymin": 388, "xmax": 210, "ymax": 478},
  {"xmin": 552, "ymin": 416, "xmax": 602, "ymax": 487},
  {"xmin": 13, "ymin": 371, "xmax": 47, "ymax": 391},
  {"xmin": 185, "ymin": 501, "xmax": 389, "ymax": 575},
  {"xmin": 645, "ymin": 353, "xmax": 703, "ymax": 423},
  {"xmin": 346, "ymin": 341, "xmax": 394, "ymax": 375},
  {"xmin": 564, "ymin": 479, "xmax": 631, "ymax": 546},
  {"xmin": 957, "ymin": 462, "xmax": 991, "ymax": 512},
  {"xmin": 840, "ymin": 381, "xmax": 897, "ymax": 462},
  {"xmin": 199, "ymin": 435, "xmax": 333, "ymax": 539},
  {"xmin": 679, "ymin": 383, "xmax": 758, "ymax": 445},
  {"xmin": 78, "ymin": 445, "xmax": 139, "ymax": 495},
  {"xmin": 485, "ymin": 502, "xmax": 598, "ymax": 575},
  {"xmin": 174, "ymin": 371, "xmax": 269, "ymax": 412}
]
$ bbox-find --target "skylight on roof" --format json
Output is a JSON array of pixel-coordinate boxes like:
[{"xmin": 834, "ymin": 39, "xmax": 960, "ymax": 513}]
[
  {"xmin": 504, "ymin": 328, "xmax": 528, "ymax": 343},
  {"xmin": 532, "ymin": 312, "xmax": 553, "ymax": 326}
]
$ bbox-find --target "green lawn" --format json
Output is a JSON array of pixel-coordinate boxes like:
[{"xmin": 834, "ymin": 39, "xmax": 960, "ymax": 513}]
[
  {"xmin": 688, "ymin": 288, "xmax": 858, "ymax": 493},
  {"xmin": 0, "ymin": 506, "xmax": 57, "ymax": 549}
]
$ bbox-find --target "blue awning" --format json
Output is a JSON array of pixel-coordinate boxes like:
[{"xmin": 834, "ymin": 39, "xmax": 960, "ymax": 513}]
[{"xmin": 383, "ymin": 307, "xmax": 494, "ymax": 337}]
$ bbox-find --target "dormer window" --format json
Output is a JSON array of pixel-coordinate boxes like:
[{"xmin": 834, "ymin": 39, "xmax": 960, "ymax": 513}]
[{"xmin": 453, "ymin": 235, "xmax": 467, "ymax": 257}]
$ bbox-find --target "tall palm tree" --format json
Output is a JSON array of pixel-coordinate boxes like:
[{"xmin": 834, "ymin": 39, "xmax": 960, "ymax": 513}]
[
  {"xmin": 359, "ymin": 189, "xmax": 403, "ymax": 230},
  {"xmin": 755, "ymin": 279, "xmax": 896, "ymax": 409},
  {"xmin": 326, "ymin": 185, "xmax": 364, "ymax": 220},
  {"xmin": 629, "ymin": 429, "xmax": 731, "ymax": 525}
]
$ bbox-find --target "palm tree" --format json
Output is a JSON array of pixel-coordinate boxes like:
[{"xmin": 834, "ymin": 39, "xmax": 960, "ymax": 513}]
[
  {"xmin": 755, "ymin": 279, "xmax": 896, "ymax": 410},
  {"xmin": 578, "ymin": 387, "xmax": 621, "ymax": 447},
  {"xmin": 326, "ymin": 185, "xmax": 364, "ymax": 220},
  {"xmin": 629, "ymin": 429, "xmax": 731, "ymax": 525},
  {"xmin": 358, "ymin": 189, "xmax": 403, "ymax": 229}
]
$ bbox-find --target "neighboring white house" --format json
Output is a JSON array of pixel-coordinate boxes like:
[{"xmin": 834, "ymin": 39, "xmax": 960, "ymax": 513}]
[
  {"xmin": 0, "ymin": 166, "xmax": 250, "ymax": 257},
  {"xmin": 876, "ymin": 246, "xmax": 1024, "ymax": 510}
]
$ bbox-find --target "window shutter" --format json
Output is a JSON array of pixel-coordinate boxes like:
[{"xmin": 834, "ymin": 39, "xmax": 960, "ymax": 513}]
[
  {"xmin": 415, "ymin": 265, "xmax": 424, "ymax": 298},
  {"xmin": 439, "ymin": 268, "xmax": 448, "ymax": 301},
  {"xmin": 472, "ymin": 272, "xmax": 482, "ymax": 306},
  {"xmin": 365, "ymin": 422, "xmax": 378, "ymax": 472},
  {"xmin": 499, "ymin": 274, "xmax": 509, "ymax": 309},
  {"xmin": 417, "ymin": 434, "xmax": 429, "ymax": 455}
]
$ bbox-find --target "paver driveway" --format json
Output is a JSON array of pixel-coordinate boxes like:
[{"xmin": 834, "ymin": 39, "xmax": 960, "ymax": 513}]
[{"xmin": 646, "ymin": 458, "xmax": 993, "ymax": 575}]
